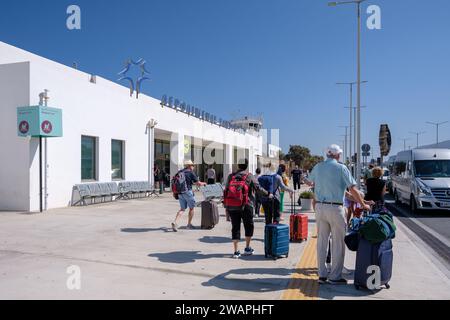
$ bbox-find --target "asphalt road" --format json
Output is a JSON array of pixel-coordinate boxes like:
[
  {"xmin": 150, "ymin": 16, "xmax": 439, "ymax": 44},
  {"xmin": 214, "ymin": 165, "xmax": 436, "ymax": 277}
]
[
  {"xmin": 385, "ymin": 195, "xmax": 450, "ymax": 241},
  {"xmin": 385, "ymin": 195, "xmax": 450, "ymax": 270}
]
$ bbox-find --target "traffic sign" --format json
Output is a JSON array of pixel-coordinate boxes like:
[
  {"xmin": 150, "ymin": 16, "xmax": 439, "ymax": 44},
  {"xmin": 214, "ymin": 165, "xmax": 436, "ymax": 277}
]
[{"xmin": 362, "ymin": 144, "xmax": 371, "ymax": 153}]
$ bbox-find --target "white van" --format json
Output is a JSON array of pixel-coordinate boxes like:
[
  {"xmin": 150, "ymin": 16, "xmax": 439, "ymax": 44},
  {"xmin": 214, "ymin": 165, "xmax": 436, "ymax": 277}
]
[{"xmin": 391, "ymin": 148, "xmax": 450, "ymax": 212}]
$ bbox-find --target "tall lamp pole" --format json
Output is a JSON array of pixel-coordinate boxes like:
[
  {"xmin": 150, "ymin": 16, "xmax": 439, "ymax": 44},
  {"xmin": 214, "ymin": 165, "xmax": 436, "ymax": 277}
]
[
  {"xmin": 400, "ymin": 138, "xmax": 411, "ymax": 151},
  {"xmin": 426, "ymin": 121, "xmax": 448, "ymax": 145},
  {"xmin": 337, "ymin": 81, "xmax": 367, "ymax": 171},
  {"xmin": 339, "ymin": 126, "xmax": 350, "ymax": 164},
  {"xmin": 409, "ymin": 131, "xmax": 426, "ymax": 148},
  {"xmin": 329, "ymin": 0, "xmax": 367, "ymax": 187}
]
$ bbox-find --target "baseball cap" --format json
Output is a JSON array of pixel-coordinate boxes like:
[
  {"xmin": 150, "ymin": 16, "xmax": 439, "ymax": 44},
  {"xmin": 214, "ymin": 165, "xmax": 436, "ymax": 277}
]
[{"xmin": 327, "ymin": 144, "xmax": 343, "ymax": 156}]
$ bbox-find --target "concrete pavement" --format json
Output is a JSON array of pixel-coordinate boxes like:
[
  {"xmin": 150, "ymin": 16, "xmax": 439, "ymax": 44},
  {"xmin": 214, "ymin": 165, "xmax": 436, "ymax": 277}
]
[{"xmin": 0, "ymin": 191, "xmax": 449, "ymax": 300}]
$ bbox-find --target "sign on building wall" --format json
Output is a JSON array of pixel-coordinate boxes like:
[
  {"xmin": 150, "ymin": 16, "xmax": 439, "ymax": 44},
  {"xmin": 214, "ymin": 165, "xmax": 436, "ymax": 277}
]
[{"xmin": 17, "ymin": 106, "xmax": 63, "ymax": 138}]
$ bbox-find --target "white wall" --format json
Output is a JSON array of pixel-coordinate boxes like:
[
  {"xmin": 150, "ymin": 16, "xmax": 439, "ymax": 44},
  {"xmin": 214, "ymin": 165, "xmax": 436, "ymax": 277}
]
[
  {"xmin": 0, "ymin": 62, "xmax": 31, "ymax": 211},
  {"xmin": 0, "ymin": 41, "xmax": 263, "ymax": 211}
]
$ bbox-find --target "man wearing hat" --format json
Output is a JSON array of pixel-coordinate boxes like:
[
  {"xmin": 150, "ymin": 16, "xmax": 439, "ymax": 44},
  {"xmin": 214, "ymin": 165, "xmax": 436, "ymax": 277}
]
[
  {"xmin": 306, "ymin": 144, "xmax": 370, "ymax": 285},
  {"xmin": 172, "ymin": 160, "xmax": 206, "ymax": 232}
]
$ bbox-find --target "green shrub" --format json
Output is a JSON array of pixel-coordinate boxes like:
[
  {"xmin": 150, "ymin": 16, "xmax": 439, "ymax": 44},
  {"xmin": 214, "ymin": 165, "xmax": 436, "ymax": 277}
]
[{"xmin": 300, "ymin": 191, "xmax": 315, "ymax": 199}]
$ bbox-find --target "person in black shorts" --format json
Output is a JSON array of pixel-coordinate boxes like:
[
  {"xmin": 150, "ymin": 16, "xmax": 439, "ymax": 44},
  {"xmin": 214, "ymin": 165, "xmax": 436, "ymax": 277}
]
[{"xmin": 224, "ymin": 160, "xmax": 268, "ymax": 259}]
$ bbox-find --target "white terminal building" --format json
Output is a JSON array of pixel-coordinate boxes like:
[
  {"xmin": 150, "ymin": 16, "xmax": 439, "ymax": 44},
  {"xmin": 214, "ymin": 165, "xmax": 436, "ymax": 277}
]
[{"xmin": 0, "ymin": 42, "xmax": 279, "ymax": 212}]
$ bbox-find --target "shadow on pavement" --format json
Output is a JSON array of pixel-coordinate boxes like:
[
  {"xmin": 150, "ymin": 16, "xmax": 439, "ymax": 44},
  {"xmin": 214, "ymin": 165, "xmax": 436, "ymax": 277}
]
[
  {"xmin": 148, "ymin": 251, "xmax": 228, "ymax": 264},
  {"xmin": 121, "ymin": 227, "xmax": 170, "ymax": 233},
  {"xmin": 318, "ymin": 282, "xmax": 384, "ymax": 299},
  {"xmin": 202, "ymin": 267, "xmax": 300, "ymax": 293},
  {"xmin": 198, "ymin": 236, "xmax": 264, "ymax": 244}
]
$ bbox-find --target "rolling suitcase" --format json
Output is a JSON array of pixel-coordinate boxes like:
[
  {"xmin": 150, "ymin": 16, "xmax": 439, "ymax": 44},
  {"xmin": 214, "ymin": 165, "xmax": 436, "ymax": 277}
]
[
  {"xmin": 264, "ymin": 224, "xmax": 290, "ymax": 260},
  {"xmin": 289, "ymin": 191, "xmax": 308, "ymax": 242},
  {"xmin": 201, "ymin": 200, "xmax": 220, "ymax": 230},
  {"xmin": 354, "ymin": 237, "xmax": 393, "ymax": 290}
]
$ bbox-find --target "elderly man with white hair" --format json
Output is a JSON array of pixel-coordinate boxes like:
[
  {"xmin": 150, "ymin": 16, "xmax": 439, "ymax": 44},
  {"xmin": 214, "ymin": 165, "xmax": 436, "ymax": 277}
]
[{"xmin": 306, "ymin": 144, "xmax": 370, "ymax": 285}]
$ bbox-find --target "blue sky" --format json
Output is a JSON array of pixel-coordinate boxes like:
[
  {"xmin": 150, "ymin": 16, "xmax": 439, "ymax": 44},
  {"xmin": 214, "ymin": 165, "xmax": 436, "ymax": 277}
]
[{"xmin": 1, "ymin": 0, "xmax": 449, "ymax": 158}]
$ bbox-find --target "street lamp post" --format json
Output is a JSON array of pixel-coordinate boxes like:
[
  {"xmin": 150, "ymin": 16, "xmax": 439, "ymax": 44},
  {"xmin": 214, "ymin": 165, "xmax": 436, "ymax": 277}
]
[
  {"xmin": 337, "ymin": 80, "xmax": 367, "ymax": 172},
  {"xmin": 426, "ymin": 121, "xmax": 449, "ymax": 145},
  {"xmin": 409, "ymin": 131, "xmax": 426, "ymax": 148},
  {"xmin": 339, "ymin": 125, "xmax": 350, "ymax": 164},
  {"xmin": 329, "ymin": 0, "xmax": 367, "ymax": 187},
  {"xmin": 400, "ymin": 138, "xmax": 410, "ymax": 151}
]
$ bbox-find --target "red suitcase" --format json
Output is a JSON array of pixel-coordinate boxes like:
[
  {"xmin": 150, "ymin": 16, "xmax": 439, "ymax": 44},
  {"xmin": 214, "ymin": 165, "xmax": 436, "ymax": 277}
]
[{"xmin": 289, "ymin": 191, "xmax": 308, "ymax": 242}]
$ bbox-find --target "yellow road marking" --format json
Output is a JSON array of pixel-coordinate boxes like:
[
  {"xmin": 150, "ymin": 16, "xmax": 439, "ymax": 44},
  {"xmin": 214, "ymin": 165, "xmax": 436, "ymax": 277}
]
[{"xmin": 281, "ymin": 234, "xmax": 319, "ymax": 300}]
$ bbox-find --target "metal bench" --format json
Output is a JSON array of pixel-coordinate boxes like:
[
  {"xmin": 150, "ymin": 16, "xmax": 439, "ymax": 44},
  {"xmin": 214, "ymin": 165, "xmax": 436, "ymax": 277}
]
[
  {"xmin": 72, "ymin": 181, "xmax": 157, "ymax": 206},
  {"xmin": 118, "ymin": 181, "xmax": 157, "ymax": 199},
  {"xmin": 196, "ymin": 183, "xmax": 224, "ymax": 207},
  {"xmin": 71, "ymin": 182, "xmax": 120, "ymax": 206}
]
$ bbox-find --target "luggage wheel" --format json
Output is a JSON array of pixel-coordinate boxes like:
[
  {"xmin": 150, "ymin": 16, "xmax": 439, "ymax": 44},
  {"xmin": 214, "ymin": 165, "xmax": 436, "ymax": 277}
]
[{"xmin": 385, "ymin": 283, "xmax": 391, "ymax": 289}]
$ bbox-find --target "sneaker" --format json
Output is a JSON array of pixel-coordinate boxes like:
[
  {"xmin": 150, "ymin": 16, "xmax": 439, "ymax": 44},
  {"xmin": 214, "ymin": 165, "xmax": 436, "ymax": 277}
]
[
  {"xmin": 232, "ymin": 251, "xmax": 241, "ymax": 259},
  {"xmin": 318, "ymin": 277, "xmax": 328, "ymax": 284},
  {"xmin": 342, "ymin": 267, "xmax": 352, "ymax": 275},
  {"xmin": 186, "ymin": 224, "xmax": 195, "ymax": 230},
  {"xmin": 243, "ymin": 247, "xmax": 254, "ymax": 256},
  {"xmin": 171, "ymin": 222, "xmax": 178, "ymax": 232},
  {"xmin": 329, "ymin": 278, "xmax": 348, "ymax": 285}
]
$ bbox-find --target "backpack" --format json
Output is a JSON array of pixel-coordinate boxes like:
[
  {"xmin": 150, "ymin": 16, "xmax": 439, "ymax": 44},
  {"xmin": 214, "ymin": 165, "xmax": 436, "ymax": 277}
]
[
  {"xmin": 359, "ymin": 212, "xmax": 396, "ymax": 244},
  {"xmin": 224, "ymin": 173, "xmax": 250, "ymax": 210},
  {"xmin": 171, "ymin": 169, "xmax": 188, "ymax": 197},
  {"xmin": 258, "ymin": 174, "xmax": 278, "ymax": 203}
]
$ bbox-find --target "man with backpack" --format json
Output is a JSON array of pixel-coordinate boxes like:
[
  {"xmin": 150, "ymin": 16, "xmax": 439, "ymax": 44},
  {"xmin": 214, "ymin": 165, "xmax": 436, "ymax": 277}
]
[
  {"xmin": 224, "ymin": 159, "xmax": 269, "ymax": 259},
  {"xmin": 258, "ymin": 162, "xmax": 294, "ymax": 225},
  {"xmin": 171, "ymin": 160, "xmax": 206, "ymax": 232}
]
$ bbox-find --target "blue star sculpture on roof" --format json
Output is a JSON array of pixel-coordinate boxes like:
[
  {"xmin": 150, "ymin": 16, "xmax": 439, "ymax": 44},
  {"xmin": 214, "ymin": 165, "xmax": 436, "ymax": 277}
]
[{"xmin": 118, "ymin": 58, "xmax": 151, "ymax": 98}]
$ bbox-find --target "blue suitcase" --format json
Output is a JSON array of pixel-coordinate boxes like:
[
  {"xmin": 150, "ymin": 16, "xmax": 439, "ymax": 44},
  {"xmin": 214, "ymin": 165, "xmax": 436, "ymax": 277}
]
[
  {"xmin": 264, "ymin": 224, "xmax": 290, "ymax": 260},
  {"xmin": 354, "ymin": 237, "xmax": 393, "ymax": 290}
]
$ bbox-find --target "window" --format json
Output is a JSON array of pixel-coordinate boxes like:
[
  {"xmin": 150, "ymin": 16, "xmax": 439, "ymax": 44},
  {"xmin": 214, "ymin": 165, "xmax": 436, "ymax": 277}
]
[
  {"xmin": 111, "ymin": 140, "xmax": 125, "ymax": 180},
  {"xmin": 394, "ymin": 161, "xmax": 406, "ymax": 176},
  {"xmin": 414, "ymin": 160, "xmax": 450, "ymax": 178},
  {"xmin": 81, "ymin": 136, "xmax": 97, "ymax": 181}
]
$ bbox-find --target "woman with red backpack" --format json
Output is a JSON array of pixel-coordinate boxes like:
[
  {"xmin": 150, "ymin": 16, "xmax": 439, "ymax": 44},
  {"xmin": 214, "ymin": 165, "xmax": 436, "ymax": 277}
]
[{"xmin": 223, "ymin": 159, "xmax": 269, "ymax": 259}]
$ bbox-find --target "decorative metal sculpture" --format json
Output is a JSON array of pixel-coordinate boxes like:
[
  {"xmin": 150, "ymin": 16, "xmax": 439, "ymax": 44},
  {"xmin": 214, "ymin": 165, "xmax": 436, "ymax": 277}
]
[{"xmin": 118, "ymin": 58, "xmax": 150, "ymax": 98}]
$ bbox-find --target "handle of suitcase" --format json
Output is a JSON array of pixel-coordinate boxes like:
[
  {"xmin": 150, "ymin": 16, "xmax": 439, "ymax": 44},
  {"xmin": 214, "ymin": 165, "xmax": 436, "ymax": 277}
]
[{"xmin": 290, "ymin": 190, "xmax": 295, "ymax": 215}]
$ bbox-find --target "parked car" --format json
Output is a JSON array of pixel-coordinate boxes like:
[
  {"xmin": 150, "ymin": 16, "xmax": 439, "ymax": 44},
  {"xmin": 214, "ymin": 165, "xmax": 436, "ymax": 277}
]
[{"xmin": 391, "ymin": 148, "xmax": 450, "ymax": 213}]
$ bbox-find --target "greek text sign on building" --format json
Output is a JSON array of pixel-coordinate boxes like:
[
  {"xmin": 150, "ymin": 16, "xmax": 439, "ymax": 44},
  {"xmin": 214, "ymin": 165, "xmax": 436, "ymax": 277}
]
[{"xmin": 17, "ymin": 106, "xmax": 63, "ymax": 138}]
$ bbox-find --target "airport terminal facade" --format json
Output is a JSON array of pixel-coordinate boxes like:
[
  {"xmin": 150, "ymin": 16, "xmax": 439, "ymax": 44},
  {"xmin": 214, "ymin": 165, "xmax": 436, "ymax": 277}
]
[{"xmin": 0, "ymin": 42, "xmax": 271, "ymax": 212}]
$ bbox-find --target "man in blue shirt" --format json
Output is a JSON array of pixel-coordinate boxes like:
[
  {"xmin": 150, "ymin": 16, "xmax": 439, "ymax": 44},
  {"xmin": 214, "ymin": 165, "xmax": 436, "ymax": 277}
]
[
  {"xmin": 172, "ymin": 160, "xmax": 206, "ymax": 232},
  {"xmin": 307, "ymin": 145, "xmax": 370, "ymax": 285}
]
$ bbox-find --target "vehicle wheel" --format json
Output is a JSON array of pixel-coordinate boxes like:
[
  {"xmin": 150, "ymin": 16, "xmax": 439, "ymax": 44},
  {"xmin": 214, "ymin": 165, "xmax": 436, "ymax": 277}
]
[
  {"xmin": 394, "ymin": 190, "xmax": 401, "ymax": 205},
  {"xmin": 410, "ymin": 195, "xmax": 419, "ymax": 214}
]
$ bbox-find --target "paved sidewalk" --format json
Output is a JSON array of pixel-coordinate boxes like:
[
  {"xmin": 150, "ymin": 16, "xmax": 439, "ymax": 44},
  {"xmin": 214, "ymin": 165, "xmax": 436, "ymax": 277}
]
[{"xmin": 0, "ymin": 191, "xmax": 449, "ymax": 300}]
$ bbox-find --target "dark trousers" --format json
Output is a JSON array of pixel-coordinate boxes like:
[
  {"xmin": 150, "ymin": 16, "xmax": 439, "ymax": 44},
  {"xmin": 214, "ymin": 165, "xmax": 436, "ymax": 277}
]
[
  {"xmin": 262, "ymin": 199, "xmax": 281, "ymax": 225},
  {"xmin": 293, "ymin": 179, "xmax": 301, "ymax": 191},
  {"xmin": 254, "ymin": 198, "xmax": 262, "ymax": 217},
  {"xmin": 229, "ymin": 207, "xmax": 254, "ymax": 240}
]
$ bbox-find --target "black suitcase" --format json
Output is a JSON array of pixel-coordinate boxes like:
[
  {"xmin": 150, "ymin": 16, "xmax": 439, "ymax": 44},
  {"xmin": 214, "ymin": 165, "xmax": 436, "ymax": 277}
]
[
  {"xmin": 354, "ymin": 237, "xmax": 393, "ymax": 290},
  {"xmin": 201, "ymin": 201, "xmax": 220, "ymax": 229}
]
